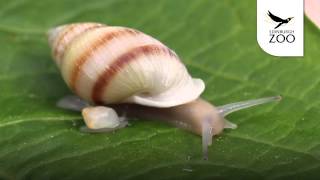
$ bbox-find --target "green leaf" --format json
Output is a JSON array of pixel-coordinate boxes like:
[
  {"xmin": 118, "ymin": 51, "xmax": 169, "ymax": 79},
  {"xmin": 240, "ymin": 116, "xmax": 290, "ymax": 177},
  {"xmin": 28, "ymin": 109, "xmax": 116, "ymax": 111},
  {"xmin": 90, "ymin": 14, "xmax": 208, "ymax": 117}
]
[{"xmin": 0, "ymin": 0, "xmax": 319, "ymax": 179}]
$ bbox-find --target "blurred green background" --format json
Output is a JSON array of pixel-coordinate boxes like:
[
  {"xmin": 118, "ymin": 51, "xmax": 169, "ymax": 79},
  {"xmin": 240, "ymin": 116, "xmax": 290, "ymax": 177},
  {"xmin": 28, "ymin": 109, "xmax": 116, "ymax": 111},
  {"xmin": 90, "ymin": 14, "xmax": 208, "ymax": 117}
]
[{"xmin": 0, "ymin": 0, "xmax": 320, "ymax": 179}]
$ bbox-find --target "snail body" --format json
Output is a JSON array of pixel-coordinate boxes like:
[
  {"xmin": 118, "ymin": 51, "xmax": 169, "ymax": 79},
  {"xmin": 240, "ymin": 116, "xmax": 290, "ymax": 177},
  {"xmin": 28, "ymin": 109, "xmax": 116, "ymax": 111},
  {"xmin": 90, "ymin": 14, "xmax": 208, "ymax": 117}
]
[{"xmin": 48, "ymin": 22, "xmax": 281, "ymax": 159}]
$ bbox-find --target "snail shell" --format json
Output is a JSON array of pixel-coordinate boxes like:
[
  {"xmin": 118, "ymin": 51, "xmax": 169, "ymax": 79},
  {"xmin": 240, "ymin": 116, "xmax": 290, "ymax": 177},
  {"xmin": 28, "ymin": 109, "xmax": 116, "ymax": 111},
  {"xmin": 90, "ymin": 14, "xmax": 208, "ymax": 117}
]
[{"xmin": 48, "ymin": 22, "xmax": 205, "ymax": 107}]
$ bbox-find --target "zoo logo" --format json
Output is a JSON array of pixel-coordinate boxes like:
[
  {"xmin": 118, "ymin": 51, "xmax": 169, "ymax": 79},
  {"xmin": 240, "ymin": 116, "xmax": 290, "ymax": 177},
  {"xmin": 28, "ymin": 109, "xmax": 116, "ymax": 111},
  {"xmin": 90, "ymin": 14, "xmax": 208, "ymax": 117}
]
[{"xmin": 267, "ymin": 11, "xmax": 295, "ymax": 44}]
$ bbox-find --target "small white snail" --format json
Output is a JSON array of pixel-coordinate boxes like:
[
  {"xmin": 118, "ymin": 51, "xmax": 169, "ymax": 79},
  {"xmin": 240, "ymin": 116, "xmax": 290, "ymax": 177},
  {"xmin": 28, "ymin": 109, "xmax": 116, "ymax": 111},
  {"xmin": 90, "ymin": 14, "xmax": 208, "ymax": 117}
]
[{"xmin": 48, "ymin": 22, "xmax": 281, "ymax": 159}]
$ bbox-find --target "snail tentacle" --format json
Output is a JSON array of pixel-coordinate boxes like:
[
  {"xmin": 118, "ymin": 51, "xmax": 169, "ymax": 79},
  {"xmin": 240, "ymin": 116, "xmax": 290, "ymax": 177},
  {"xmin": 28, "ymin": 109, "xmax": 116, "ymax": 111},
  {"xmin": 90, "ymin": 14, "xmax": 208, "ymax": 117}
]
[
  {"xmin": 223, "ymin": 119, "xmax": 237, "ymax": 129},
  {"xmin": 202, "ymin": 117, "xmax": 213, "ymax": 160},
  {"xmin": 217, "ymin": 95, "xmax": 282, "ymax": 117}
]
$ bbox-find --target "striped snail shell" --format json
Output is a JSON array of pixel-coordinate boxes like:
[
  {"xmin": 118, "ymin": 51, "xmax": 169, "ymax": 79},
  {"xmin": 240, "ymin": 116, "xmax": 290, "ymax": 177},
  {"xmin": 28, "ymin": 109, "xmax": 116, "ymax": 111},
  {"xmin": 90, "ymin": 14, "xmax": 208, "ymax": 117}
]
[{"xmin": 48, "ymin": 22, "xmax": 205, "ymax": 107}]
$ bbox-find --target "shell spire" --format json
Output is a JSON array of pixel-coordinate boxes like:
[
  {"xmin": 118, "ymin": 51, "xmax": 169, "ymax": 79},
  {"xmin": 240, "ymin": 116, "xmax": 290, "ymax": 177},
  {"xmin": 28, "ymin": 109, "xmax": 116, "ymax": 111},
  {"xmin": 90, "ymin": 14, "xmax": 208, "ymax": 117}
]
[
  {"xmin": 48, "ymin": 22, "xmax": 205, "ymax": 108},
  {"xmin": 48, "ymin": 22, "xmax": 104, "ymax": 67}
]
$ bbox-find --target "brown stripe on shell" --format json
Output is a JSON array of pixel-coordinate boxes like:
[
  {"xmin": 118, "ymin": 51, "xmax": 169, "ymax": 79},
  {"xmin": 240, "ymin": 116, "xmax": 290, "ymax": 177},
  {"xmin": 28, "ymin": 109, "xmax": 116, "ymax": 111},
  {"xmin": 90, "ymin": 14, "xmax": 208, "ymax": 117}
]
[
  {"xmin": 91, "ymin": 44, "xmax": 178, "ymax": 104},
  {"xmin": 53, "ymin": 24, "xmax": 103, "ymax": 61},
  {"xmin": 70, "ymin": 28, "xmax": 140, "ymax": 92},
  {"xmin": 53, "ymin": 25, "xmax": 76, "ymax": 58}
]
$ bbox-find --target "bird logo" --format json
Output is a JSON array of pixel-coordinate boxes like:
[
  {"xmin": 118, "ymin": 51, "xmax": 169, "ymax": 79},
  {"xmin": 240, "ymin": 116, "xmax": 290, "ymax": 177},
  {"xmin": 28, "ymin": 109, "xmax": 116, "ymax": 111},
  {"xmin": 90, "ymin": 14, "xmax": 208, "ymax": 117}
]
[{"xmin": 267, "ymin": 11, "xmax": 294, "ymax": 29}]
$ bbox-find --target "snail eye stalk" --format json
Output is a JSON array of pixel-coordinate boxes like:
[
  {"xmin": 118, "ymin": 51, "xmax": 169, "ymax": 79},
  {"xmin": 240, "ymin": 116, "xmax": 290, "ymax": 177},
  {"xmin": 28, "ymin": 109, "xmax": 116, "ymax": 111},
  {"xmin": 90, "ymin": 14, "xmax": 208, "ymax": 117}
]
[{"xmin": 217, "ymin": 96, "xmax": 282, "ymax": 117}]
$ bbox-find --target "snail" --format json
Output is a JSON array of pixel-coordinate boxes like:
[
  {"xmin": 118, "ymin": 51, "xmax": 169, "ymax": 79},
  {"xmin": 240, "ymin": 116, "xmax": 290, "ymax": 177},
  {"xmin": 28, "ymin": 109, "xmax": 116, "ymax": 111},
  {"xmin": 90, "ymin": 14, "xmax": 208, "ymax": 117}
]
[{"xmin": 47, "ymin": 22, "xmax": 281, "ymax": 159}]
